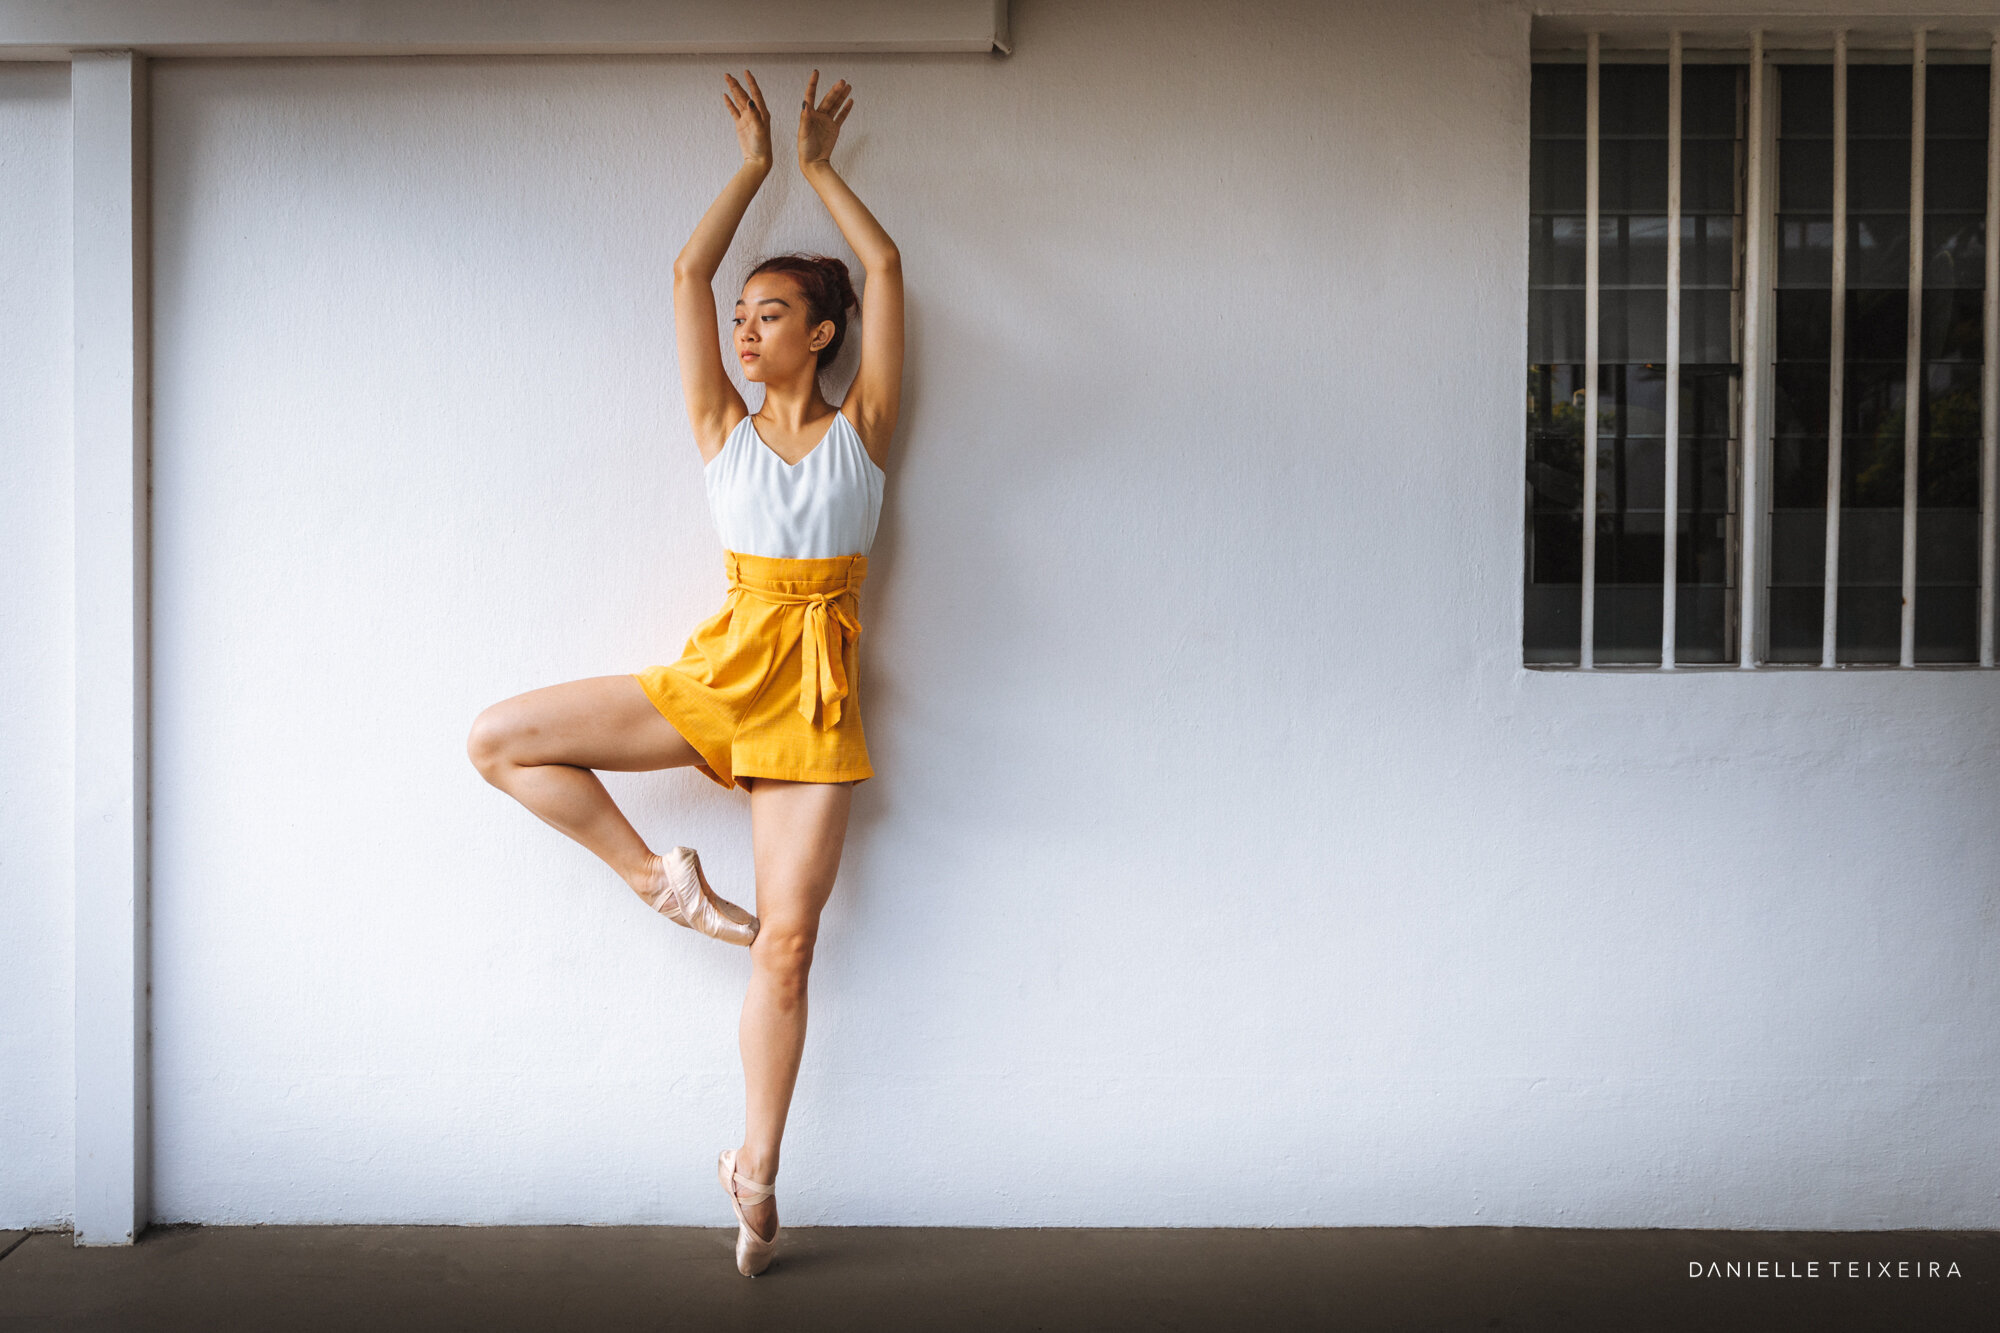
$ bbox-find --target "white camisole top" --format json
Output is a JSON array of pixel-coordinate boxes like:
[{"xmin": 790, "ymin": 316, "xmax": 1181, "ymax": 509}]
[{"xmin": 704, "ymin": 408, "xmax": 886, "ymax": 559}]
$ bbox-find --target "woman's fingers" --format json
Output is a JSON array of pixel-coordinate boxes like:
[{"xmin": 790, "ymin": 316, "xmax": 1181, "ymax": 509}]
[
  {"xmin": 795, "ymin": 69, "xmax": 852, "ymax": 164},
  {"xmin": 724, "ymin": 71, "xmax": 767, "ymax": 121}
]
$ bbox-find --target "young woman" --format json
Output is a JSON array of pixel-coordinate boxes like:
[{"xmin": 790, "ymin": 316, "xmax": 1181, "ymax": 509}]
[{"xmin": 466, "ymin": 67, "xmax": 901, "ymax": 1277}]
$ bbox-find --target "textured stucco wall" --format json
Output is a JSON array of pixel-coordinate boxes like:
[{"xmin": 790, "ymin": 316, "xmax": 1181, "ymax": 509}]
[
  {"xmin": 6, "ymin": 0, "xmax": 1998, "ymax": 1230},
  {"xmin": 0, "ymin": 60, "xmax": 75, "ymax": 1230}
]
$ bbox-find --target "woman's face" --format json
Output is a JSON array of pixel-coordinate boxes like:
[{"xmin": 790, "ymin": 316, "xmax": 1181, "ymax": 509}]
[{"xmin": 733, "ymin": 272, "xmax": 833, "ymax": 383}]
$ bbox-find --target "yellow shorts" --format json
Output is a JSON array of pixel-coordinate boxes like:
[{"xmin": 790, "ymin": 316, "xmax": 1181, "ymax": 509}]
[{"xmin": 634, "ymin": 549, "xmax": 872, "ymax": 791}]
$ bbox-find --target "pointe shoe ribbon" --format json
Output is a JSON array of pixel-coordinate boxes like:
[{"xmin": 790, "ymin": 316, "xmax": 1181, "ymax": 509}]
[
  {"xmin": 718, "ymin": 1148, "xmax": 781, "ymax": 1277},
  {"xmin": 651, "ymin": 846, "xmax": 759, "ymax": 947}
]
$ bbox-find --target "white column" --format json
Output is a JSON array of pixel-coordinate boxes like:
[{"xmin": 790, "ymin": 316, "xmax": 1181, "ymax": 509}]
[
  {"xmin": 1582, "ymin": 31, "xmax": 1600, "ymax": 667},
  {"xmin": 1901, "ymin": 28, "xmax": 1927, "ymax": 666},
  {"xmin": 70, "ymin": 49, "xmax": 150, "ymax": 1247},
  {"xmin": 1740, "ymin": 30, "xmax": 1767, "ymax": 667},
  {"xmin": 1663, "ymin": 31, "xmax": 1683, "ymax": 667},
  {"xmin": 1823, "ymin": 31, "xmax": 1849, "ymax": 667},
  {"xmin": 1981, "ymin": 29, "xmax": 1998, "ymax": 667}
]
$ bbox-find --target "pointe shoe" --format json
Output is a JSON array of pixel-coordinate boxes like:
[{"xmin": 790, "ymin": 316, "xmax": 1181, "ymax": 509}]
[
  {"xmin": 717, "ymin": 1148, "xmax": 780, "ymax": 1276},
  {"xmin": 690, "ymin": 850, "xmax": 759, "ymax": 932},
  {"xmin": 650, "ymin": 846, "xmax": 759, "ymax": 947}
]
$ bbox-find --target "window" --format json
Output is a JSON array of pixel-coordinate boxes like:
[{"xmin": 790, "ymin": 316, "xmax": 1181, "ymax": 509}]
[{"xmin": 1525, "ymin": 30, "xmax": 1998, "ymax": 668}]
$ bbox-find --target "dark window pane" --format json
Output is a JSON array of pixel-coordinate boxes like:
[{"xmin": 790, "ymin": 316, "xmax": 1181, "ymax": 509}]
[
  {"xmin": 1847, "ymin": 65, "xmax": 1912, "ymax": 139},
  {"xmin": 1526, "ymin": 584, "xmax": 1582, "ymax": 662},
  {"xmin": 1926, "ymin": 65, "xmax": 1991, "ymax": 137},
  {"xmin": 1532, "ymin": 514, "xmax": 1584, "ymax": 581},
  {"xmin": 1600, "ymin": 289, "xmax": 1666, "ymax": 362},
  {"xmin": 1681, "ymin": 138, "xmax": 1741, "ymax": 213},
  {"xmin": 1676, "ymin": 582, "xmax": 1731, "ymax": 662},
  {"xmin": 1595, "ymin": 435, "xmax": 1666, "ymax": 515},
  {"xmin": 1779, "ymin": 135, "xmax": 1833, "ymax": 211},
  {"xmin": 1529, "ymin": 214, "xmax": 1586, "ymax": 287},
  {"xmin": 1676, "ymin": 436, "xmax": 1733, "ymax": 515},
  {"xmin": 1683, "ymin": 66, "xmax": 1742, "ymax": 138},
  {"xmin": 1767, "ymin": 584, "xmax": 1826, "ymax": 662},
  {"xmin": 1601, "ymin": 138, "xmax": 1669, "ymax": 213},
  {"xmin": 1915, "ymin": 585, "xmax": 1979, "ymax": 662},
  {"xmin": 1840, "ymin": 360, "xmax": 1905, "ymax": 470},
  {"xmin": 1599, "ymin": 214, "xmax": 1669, "ymax": 286},
  {"xmin": 1774, "ymin": 364, "xmax": 1830, "ymax": 437},
  {"xmin": 1770, "ymin": 506, "xmax": 1830, "ymax": 586},
  {"xmin": 1528, "ymin": 288, "xmax": 1579, "ymax": 364},
  {"xmin": 1772, "ymin": 431, "xmax": 1831, "ymax": 507},
  {"xmin": 1836, "ymin": 586, "xmax": 1902, "ymax": 660},
  {"xmin": 1680, "ymin": 287, "xmax": 1737, "ymax": 364},
  {"xmin": 1782, "ymin": 65, "xmax": 1833, "ymax": 136},
  {"xmin": 1846, "ymin": 287, "xmax": 1909, "ymax": 360},
  {"xmin": 1600, "ymin": 64, "xmax": 1667, "ymax": 137},
  {"xmin": 1779, "ymin": 214, "xmax": 1833, "ymax": 288},
  {"xmin": 1849, "ymin": 214, "xmax": 1910, "ymax": 288},
  {"xmin": 1838, "ymin": 509, "xmax": 1903, "ymax": 583},
  {"xmin": 1682, "ymin": 214, "xmax": 1740, "ymax": 288},
  {"xmin": 1919, "ymin": 434, "xmax": 1981, "ymax": 507},
  {"xmin": 1776, "ymin": 288, "xmax": 1831, "ymax": 362},
  {"xmin": 1593, "ymin": 584, "xmax": 1665, "ymax": 663},
  {"xmin": 1847, "ymin": 139, "xmax": 1912, "ymax": 210},
  {"xmin": 1925, "ymin": 139, "xmax": 1989, "ymax": 211},
  {"xmin": 1531, "ymin": 138, "xmax": 1587, "ymax": 212},
  {"xmin": 1532, "ymin": 64, "xmax": 1586, "ymax": 138},
  {"xmin": 1915, "ymin": 507, "xmax": 1981, "ymax": 582},
  {"xmin": 1922, "ymin": 287, "xmax": 1985, "ymax": 361},
  {"xmin": 1922, "ymin": 366, "xmax": 1985, "ymax": 449},
  {"xmin": 1926, "ymin": 214, "xmax": 1988, "ymax": 289}
]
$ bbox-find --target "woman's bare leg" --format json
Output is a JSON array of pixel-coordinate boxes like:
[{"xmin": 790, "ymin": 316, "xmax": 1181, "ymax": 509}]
[
  {"xmin": 730, "ymin": 776, "xmax": 855, "ymax": 1240},
  {"xmin": 466, "ymin": 675, "xmax": 707, "ymax": 901}
]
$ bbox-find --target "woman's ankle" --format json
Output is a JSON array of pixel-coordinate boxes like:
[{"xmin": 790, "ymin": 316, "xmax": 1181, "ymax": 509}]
[
  {"xmin": 735, "ymin": 1145, "xmax": 779, "ymax": 1182},
  {"xmin": 624, "ymin": 851, "xmax": 664, "ymax": 899}
]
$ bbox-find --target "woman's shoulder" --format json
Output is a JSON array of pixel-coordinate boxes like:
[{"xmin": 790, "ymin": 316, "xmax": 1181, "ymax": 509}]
[
  {"xmin": 834, "ymin": 400, "xmax": 891, "ymax": 475},
  {"xmin": 701, "ymin": 411, "xmax": 753, "ymax": 470}
]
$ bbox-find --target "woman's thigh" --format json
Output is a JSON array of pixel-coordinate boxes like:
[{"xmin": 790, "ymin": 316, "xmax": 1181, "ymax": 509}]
[
  {"xmin": 747, "ymin": 778, "xmax": 855, "ymax": 935},
  {"xmin": 474, "ymin": 674, "xmax": 706, "ymax": 773}
]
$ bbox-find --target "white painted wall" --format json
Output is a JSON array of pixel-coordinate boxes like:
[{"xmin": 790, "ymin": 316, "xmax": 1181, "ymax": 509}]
[
  {"xmin": 0, "ymin": 60, "xmax": 74, "ymax": 1230},
  {"xmin": 6, "ymin": 0, "xmax": 1998, "ymax": 1230}
]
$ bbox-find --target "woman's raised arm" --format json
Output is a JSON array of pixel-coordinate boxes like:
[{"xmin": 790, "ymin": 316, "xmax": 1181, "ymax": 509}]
[
  {"xmin": 672, "ymin": 70, "xmax": 772, "ymax": 458},
  {"xmin": 798, "ymin": 72, "xmax": 904, "ymax": 457}
]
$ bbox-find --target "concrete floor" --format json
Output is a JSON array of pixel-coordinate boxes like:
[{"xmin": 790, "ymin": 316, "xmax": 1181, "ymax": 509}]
[{"xmin": 0, "ymin": 1225, "xmax": 1993, "ymax": 1331}]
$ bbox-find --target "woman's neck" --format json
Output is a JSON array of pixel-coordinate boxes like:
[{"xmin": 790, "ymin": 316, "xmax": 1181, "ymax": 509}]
[{"xmin": 754, "ymin": 381, "xmax": 833, "ymax": 433}]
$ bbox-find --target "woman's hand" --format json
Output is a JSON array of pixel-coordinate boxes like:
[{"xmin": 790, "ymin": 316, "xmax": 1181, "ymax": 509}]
[
  {"xmin": 798, "ymin": 69, "xmax": 852, "ymax": 170},
  {"xmin": 723, "ymin": 70, "xmax": 772, "ymax": 168}
]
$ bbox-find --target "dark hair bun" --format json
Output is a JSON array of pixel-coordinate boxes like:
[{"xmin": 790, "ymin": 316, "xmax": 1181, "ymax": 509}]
[{"xmin": 745, "ymin": 252, "xmax": 859, "ymax": 371}]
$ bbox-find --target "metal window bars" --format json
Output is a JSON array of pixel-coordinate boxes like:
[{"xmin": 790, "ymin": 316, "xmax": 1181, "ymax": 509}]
[{"xmin": 1562, "ymin": 26, "xmax": 1999, "ymax": 668}]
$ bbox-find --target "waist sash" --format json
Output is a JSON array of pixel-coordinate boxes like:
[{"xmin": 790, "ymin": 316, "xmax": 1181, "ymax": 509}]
[{"xmin": 723, "ymin": 550, "xmax": 867, "ymax": 730}]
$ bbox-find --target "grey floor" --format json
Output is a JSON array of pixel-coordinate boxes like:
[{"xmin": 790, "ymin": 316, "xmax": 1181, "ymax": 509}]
[{"xmin": 0, "ymin": 1225, "xmax": 1993, "ymax": 1331}]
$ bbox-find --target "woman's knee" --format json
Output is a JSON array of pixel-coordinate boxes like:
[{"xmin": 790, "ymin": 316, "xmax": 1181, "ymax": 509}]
[
  {"xmin": 466, "ymin": 703, "xmax": 521, "ymax": 781},
  {"xmin": 752, "ymin": 922, "xmax": 818, "ymax": 996}
]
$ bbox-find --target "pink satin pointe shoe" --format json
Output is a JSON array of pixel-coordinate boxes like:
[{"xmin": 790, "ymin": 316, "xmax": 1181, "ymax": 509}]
[
  {"xmin": 717, "ymin": 1148, "xmax": 780, "ymax": 1276},
  {"xmin": 649, "ymin": 846, "xmax": 759, "ymax": 947}
]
